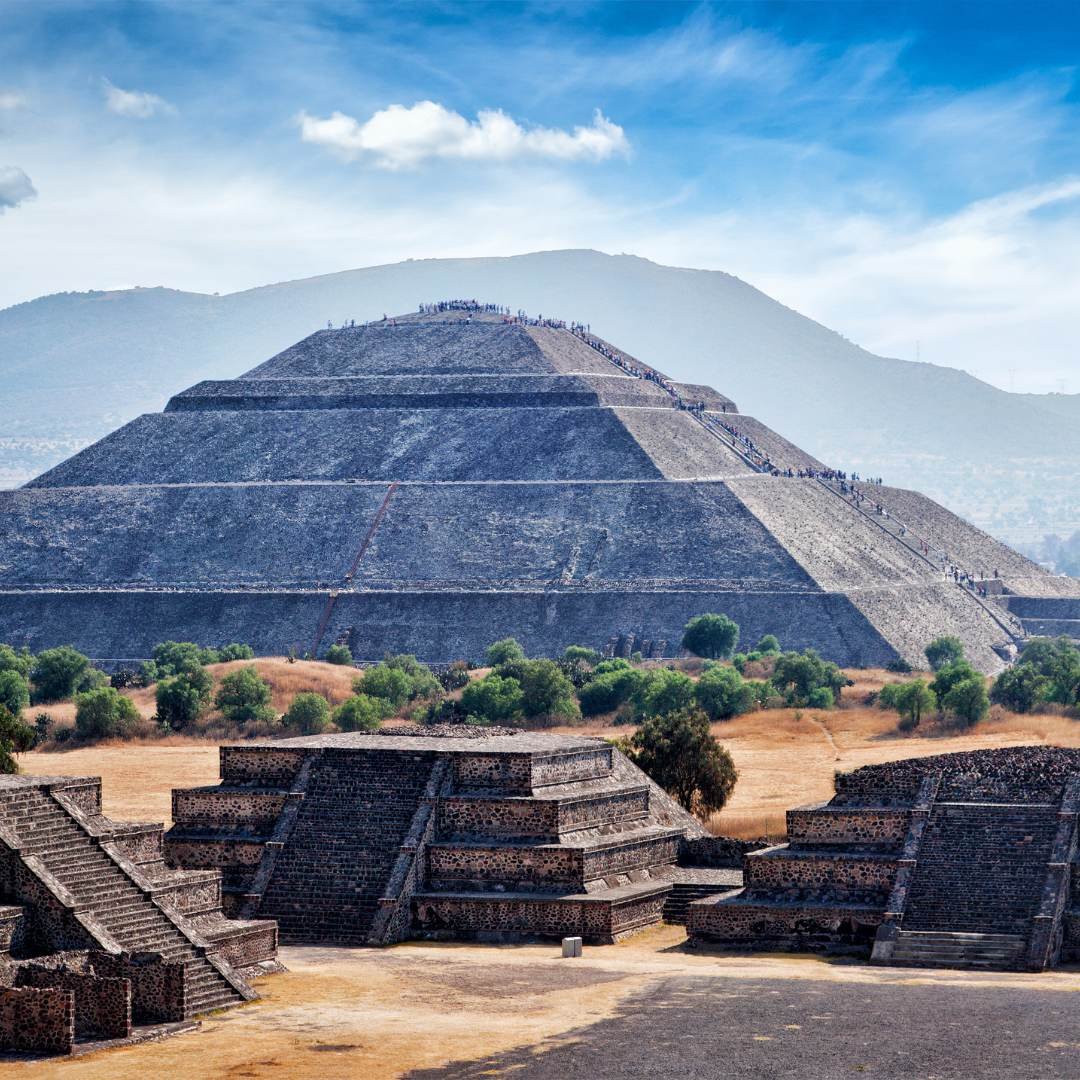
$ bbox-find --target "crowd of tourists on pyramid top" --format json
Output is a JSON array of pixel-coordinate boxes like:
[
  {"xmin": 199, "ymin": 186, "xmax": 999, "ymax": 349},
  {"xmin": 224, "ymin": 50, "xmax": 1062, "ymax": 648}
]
[{"xmin": 418, "ymin": 300, "xmax": 510, "ymax": 315}]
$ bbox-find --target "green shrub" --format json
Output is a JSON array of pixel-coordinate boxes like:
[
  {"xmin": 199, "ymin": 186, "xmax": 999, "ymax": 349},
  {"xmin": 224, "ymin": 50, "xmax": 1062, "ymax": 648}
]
[
  {"xmin": 460, "ymin": 674, "xmax": 524, "ymax": 725},
  {"xmin": 593, "ymin": 658, "xmax": 632, "ymax": 675},
  {"xmin": 0, "ymin": 644, "xmax": 33, "ymax": 678},
  {"xmin": 770, "ymin": 649, "xmax": 846, "ymax": 707},
  {"xmin": 924, "ymin": 636, "xmax": 964, "ymax": 671},
  {"xmin": 31, "ymin": 646, "xmax": 91, "ymax": 703},
  {"xmin": 1012, "ymin": 636, "xmax": 1080, "ymax": 707},
  {"xmin": 627, "ymin": 708, "xmax": 738, "ymax": 818},
  {"xmin": 563, "ymin": 645, "xmax": 600, "ymax": 666},
  {"xmin": 942, "ymin": 676, "xmax": 990, "ymax": 727},
  {"xmin": 0, "ymin": 705, "xmax": 35, "ymax": 773},
  {"xmin": 0, "ymin": 669, "xmax": 30, "ymax": 716},
  {"xmin": 324, "ymin": 643, "xmax": 354, "ymax": 666},
  {"xmin": 214, "ymin": 666, "xmax": 274, "ymax": 724},
  {"xmin": 151, "ymin": 641, "xmax": 219, "ymax": 676},
  {"xmin": 991, "ymin": 664, "xmax": 1049, "ymax": 714},
  {"xmin": 579, "ymin": 667, "xmax": 646, "ymax": 716},
  {"xmin": 485, "ymin": 638, "xmax": 525, "ymax": 667},
  {"xmin": 681, "ymin": 613, "xmax": 740, "ymax": 660},
  {"xmin": 333, "ymin": 694, "xmax": 390, "ymax": 732},
  {"xmin": 807, "ymin": 687, "xmax": 834, "ymax": 710},
  {"xmin": 74, "ymin": 687, "xmax": 140, "ymax": 740},
  {"xmin": 929, "ymin": 659, "xmax": 979, "ymax": 703},
  {"xmin": 512, "ymin": 660, "xmax": 579, "ymax": 722},
  {"xmin": 754, "ymin": 634, "xmax": 781, "ymax": 656},
  {"xmin": 693, "ymin": 666, "xmax": 753, "ymax": 721},
  {"xmin": 155, "ymin": 666, "xmax": 213, "ymax": 730},
  {"xmin": 639, "ymin": 669, "xmax": 695, "ymax": 718},
  {"xmin": 217, "ymin": 643, "xmax": 255, "ymax": 662},
  {"xmin": 33, "ymin": 712, "xmax": 52, "ymax": 744},
  {"xmin": 357, "ymin": 665, "xmax": 412, "ymax": 709},
  {"xmin": 383, "ymin": 654, "xmax": 440, "ymax": 700},
  {"xmin": 284, "ymin": 692, "xmax": 331, "ymax": 734},
  {"xmin": 437, "ymin": 661, "xmax": 471, "ymax": 691}
]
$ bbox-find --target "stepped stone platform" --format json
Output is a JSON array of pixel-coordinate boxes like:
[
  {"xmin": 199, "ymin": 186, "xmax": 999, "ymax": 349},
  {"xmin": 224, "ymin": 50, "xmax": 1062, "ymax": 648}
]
[
  {"xmin": 0, "ymin": 774, "xmax": 278, "ymax": 1056},
  {"xmin": 2, "ymin": 305, "xmax": 1075, "ymax": 669},
  {"xmin": 164, "ymin": 728, "xmax": 736, "ymax": 945},
  {"xmin": 687, "ymin": 747, "xmax": 1080, "ymax": 971}
]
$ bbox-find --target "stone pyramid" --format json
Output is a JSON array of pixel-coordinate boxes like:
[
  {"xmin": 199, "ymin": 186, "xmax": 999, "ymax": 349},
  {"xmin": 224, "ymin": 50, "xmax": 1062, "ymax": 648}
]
[{"xmin": 1, "ymin": 306, "xmax": 1076, "ymax": 669}]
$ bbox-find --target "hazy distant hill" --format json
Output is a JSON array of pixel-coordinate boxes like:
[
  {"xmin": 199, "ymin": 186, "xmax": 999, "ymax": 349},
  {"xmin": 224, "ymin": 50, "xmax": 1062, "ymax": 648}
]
[{"xmin": 2, "ymin": 249, "xmax": 1077, "ymax": 545}]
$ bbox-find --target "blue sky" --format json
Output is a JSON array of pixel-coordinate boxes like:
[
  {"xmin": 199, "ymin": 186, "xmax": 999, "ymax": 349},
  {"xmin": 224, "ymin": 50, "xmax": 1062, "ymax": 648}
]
[{"xmin": 2, "ymin": 1, "xmax": 1080, "ymax": 391}]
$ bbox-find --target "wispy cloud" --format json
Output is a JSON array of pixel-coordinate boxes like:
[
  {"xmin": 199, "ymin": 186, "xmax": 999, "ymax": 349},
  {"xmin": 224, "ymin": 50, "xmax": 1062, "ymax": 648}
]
[
  {"xmin": 102, "ymin": 78, "xmax": 175, "ymax": 119},
  {"xmin": 0, "ymin": 165, "xmax": 36, "ymax": 211},
  {"xmin": 298, "ymin": 102, "xmax": 628, "ymax": 169},
  {"xmin": 0, "ymin": 91, "xmax": 25, "ymax": 110}
]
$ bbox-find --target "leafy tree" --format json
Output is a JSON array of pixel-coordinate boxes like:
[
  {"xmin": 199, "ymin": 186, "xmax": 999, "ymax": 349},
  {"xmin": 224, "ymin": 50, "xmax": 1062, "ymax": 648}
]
[
  {"xmin": 333, "ymin": 694, "xmax": 390, "ymax": 732},
  {"xmin": 0, "ymin": 670, "xmax": 30, "ymax": 716},
  {"xmin": 75, "ymin": 687, "xmax": 140, "ymax": 740},
  {"xmin": 437, "ymin": 661, "xmax": 471, "ymax": 692},
  {"xmin": 942, "ymin": 676, "xmax": 990, "ymax": 728},
  {"xmin": 681, "ymin": 613, "xmax": 740, "ymax": 660},
  {"xmin": 512, "ymin": 660, "xmax": 579, "ymax": 722},
  {"xmin": 893, "ymin": 680, "xmax": 936, "ymax": 731},
  {"xmin": 460, "ymin": 674, "xmax": 524, "ymax": 725},
  {"xmin": 324, "ymin": 643, "xmax": 353, "ymax": 666},
  {"xmin": 1014, "ymin": 637, "xmax": 1080, "ymax": 707},
  {"xmin": 0, "ymin": 644, "xmax": 33, "ymax": 678},
  {"xmin": 31, "ymin": 646, "xmax": 91, "ymax": 703},
  {"xmin": 151, "ymin": 641, "xmax": 219, "ymax": 677},
  {"xmin": 155, "ymin": 666, "xmax": 213, "ymax": 730},
  {"xmin": 139, "ymin": 661, "xmax": 160, "ymax": 686},
  {"xmin": 284, "ymin": 692, "xmax": 332, "ymax": 734},
  {"xmin": 0, "ymin": 705, "xmax": 34, "ymax": 774},
  {"xmin": 217, "ymin": 643, "xmax": 255, "ymax": 662},
  {"xmin": 357, "ymin": 665, "xmax": 412, "ymax": 709},
  {"xmin": 579, "ymin": 667, "xmax": 646, "ymax": 716},
  {"xmin": 636, "ymin": 669, "xmax": 694, "ymax": 718},
  {"xmin": 693, "ymin": 666, "xmax": 753, "ymax": 721},
  {"xmin": 628, "ymin": 708, "xmax": 738, "ymax": 818},
  {"xmin": 383, "ymin": 654, "xmax": 441, "ymax": 700},
  {"xmin": 76, "ymin": 668, "xmax": 108, "ymax": 694},
  {"xmin": 754, "ymin": 634, "xmax": 781, "ymax": 656},
  {"xmin": 214, "ymin": 666, "xmax": 274, "ymax": 724},
  {"xmin": 924, "ymin": 636, "xmax": 965, "ymax": 672},
  {"xmin": 593, "ymin": 658, "xmax": 632, "ymax": 675},
  {"xmin": 807, "ymin": 687, "xmax": 834, "ymax": 710},
  {"xmin": 770, "ymin": 649, "xmax": 845, "ymax": 707},
  {"xmin": 485, "ymin": 638, "xmax": 525, "ymax": 667},
  {"xmin": 929, "ymin": 659, "xmax": 980, "ymax": 704},
  {"xmin": 33, "ymin": 712, "xmax": 52, "ymax": 744},
  {"xmin": 991, "ymin": 664, "xmax": 1049, "ymax": 714},
  {"xmin": 563, "ymin": 646, "xmax": 600, "ymax": 666}
]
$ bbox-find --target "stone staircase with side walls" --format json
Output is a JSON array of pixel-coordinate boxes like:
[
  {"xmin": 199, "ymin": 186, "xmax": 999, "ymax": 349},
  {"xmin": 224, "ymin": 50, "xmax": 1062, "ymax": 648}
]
[
  {"xmin": 0, "ymin": 775, "xmax": 277, "ymax": 1020},
  {"xmin": 165, "ymin": 729, "xmax": 725, "ymax": 945}
]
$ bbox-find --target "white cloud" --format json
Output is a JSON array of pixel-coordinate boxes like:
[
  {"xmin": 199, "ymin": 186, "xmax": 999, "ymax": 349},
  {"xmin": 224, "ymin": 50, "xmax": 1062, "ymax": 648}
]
[
  {"xmin": 0, "ymin": 166, "xmax": 36, "ymax": 211},
  {"xmin": 102, "ymin": 78, "xmax": 175, "ymax": 119},
  {"xmin": 0, "ymin": 92, "xmax": 25, "ymax": 111},
  {"xmin": 298, "ymin": 101, "xmax": 629, "ymax": 169}
]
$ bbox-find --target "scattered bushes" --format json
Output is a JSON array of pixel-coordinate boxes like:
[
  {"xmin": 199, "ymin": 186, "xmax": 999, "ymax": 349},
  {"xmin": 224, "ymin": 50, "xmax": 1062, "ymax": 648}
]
[
  {"xmin": 924, "ymin": 636, "xmax": 965, "ymax": 672},
  {"xmin": 638, "ymin": 669, "xmax": 695, "ymax": 718},
  {"xmin": 681, "ymin": 613, "xmax": 740, "ymax": 660},
  {"xmin": 693, "ymin": 666, "xmax": 754, "ymax": 721},
  {"xmin": 941, "ymin": 676, "xmax": 990, "ymax": 728},
  {"xmin": 357, "ymin": 655, "xmax": 440, "ymax": 710},
  {"xmin": 626, "ymin": 708, "xmax": 738, "ymax": 819},
  {"xmin": 0, "ymin": 644, "xmax": 33, "ymax": 678},
  {"xmin": 214, "ymin": 666, "xmax": 274, "ymax": 724},
  {"xmin": 578, "ymin": 666, "xmax": 645, "ymax": 716},
  {"xmin": 284, "ymin": 692, "xmax": 332, "ymax": 734},
  {"xmin": 324, "ymin": 643, "xmax": 353, "ymax": 666},
  {"xmin": 485, "ymin": 638, "xmax": 525, "ymax": 667},
  {"xmin": 460, "ymin": 673, "xmax": 524, "ymax": 725},
  {"xmin": 770, "ymin": 649, "xmax": 846, "ymax": 708},
  {"xmin": 155, "ymin": 666, "xmax": 213, "ymax": 730},
  {"xmin": 878, "ymin": 679, "xmax": 936, "ymax": 732},
  {"xmin": 75, "ymin": 687, "xmax": 140, "ymax": 740}
]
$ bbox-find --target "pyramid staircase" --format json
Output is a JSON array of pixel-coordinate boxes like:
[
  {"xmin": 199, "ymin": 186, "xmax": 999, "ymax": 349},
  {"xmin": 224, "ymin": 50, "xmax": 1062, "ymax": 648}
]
[
  {"xmin": 166, "ymin": 734, "xmax": 687, "ymax": 944},
  {"xmin": 0, "ymin": 777, "xmax": 275, "ymax": 1019}
]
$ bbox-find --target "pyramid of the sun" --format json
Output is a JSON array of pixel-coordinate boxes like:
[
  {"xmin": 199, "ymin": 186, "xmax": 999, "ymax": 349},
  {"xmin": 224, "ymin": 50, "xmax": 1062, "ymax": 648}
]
[{"xmin": 1, "ymin": 307, "xmax": 1076, "ymax": 669}]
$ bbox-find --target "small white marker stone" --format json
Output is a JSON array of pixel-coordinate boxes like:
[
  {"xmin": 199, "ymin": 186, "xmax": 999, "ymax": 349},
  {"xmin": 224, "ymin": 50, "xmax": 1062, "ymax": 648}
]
[{"xmin": 562, "ymin": 936, "xmax": 583, "ymax": 958}]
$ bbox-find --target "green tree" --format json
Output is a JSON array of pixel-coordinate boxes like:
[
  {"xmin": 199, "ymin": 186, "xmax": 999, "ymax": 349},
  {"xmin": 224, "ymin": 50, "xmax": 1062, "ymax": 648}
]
[
  {"xmin": 754, "ymin": 634, "xmax": 781, "ymax": 656},
  {"xmin": 151, "ymin": 641, "xmax": 219, "ymax": 677},
  {"xmin": 217, "ymin": 643, "xmax": 255, "ymax": 662},
  {"xmin": 31, "ymin": 646, "xmax": 91, "ymax": 703},
  {"xmin": 681, "ymin": 613, "xmax": 740, "ymax": 660},
  {"xmin": 155, "ymin": 666, "xmax": 213, "ymax": 730},
  {"xmin": 891, "ymin": 680, "xmax": 936, "ymax": 731},
  {"xmin": 0, "ymin": 644, "xmax": 33, "ymax": 678},
  {"xmin": 628, "ymin": 708, "xmax": 738, "ymax": 818},
  {"xmin": 460, "ymin": 674, "xmax": 524, "ymax": 725},
  {"xmin": 214, "ymin": 666, "xmax": 274, "ymax": 724},
  {"xmin": 514, "ymin": 660, "xmax": 579, "ymax": 722},
  {"xmin": 991, "ymin": 665, "xmax": 1049, "ymax": 714},
  {"xmin": 578, "ymin": 667, "xmax": 646, "ymax": 716},
  {"xmin": 924, "ymin": 636, "xmax": 965, "ymax": 671},
  {"xmin": 807, "ymin": 687, "xmax": 834, "ymax": 710},
  {"xmin": 0, "ymin": 705, "xmax": 35, "ymax": 774},
  {"xmin": 0, "ymin": 670, "xmax": 30, "ymax": 716},
  {"xmin": 594, "ymin": 658, "xmax": 632, "ymax": 675},
  {"xmin": 74, "ymin": 687, "xmax": 140, "ymax": 740},
  {"xmin": 638, "ymin": 669, "xmax": 695, "ymax": 718},
  {"xmin": 563, "ymin": 646, "xmax": 600, "ymax": 666},
  {"xmin": 929, "ymin": 659, "xmax": 980, "ymax": 704},
  {"xmin": 333, "ymin": 694, "xmax": 390, "ymax": 732},
  {"xmin": 357, "ymin": 665, "xmax": 412, "ymax": 709},
  {"xmin": 284, "ymin": 692, "xmax": 332, "ymax": 734},
  {"xmin": 324, "ymin": 643, "xmax": 353, "ymax": 666},
  {"xmin": 770, "ymin": 650, "xmax": 845, "ymax": 707},
  {"xmin": 485, "ymin": 638, "xmax": 525, "ymax": 667},
  {"xmin": 693, "ymin": 666, "xmax": 753, "ymax": 721},
  {"xmin": 383, "ymin": 654, "xmax": 440, "ymax": 700},
  {"xmin": 1017, "ymin": 637, "xmax": 1080, "ymax": 707},
  {"xmin": 942, "ymin": 676, "xmax": 990, "ymax": 727}
]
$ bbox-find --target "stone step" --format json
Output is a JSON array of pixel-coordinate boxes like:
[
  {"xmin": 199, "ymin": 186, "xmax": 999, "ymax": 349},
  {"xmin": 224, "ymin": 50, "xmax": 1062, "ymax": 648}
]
[{"xmin": 889, "ymin": 931, "xmax": 1027, "ymax": 970}]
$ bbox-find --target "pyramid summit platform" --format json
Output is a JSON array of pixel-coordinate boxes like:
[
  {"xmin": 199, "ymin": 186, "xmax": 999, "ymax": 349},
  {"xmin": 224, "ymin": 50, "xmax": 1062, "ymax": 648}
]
[{"xmin": 1, "ymin": 304, "xmax": 1076, "ymax": 668}]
